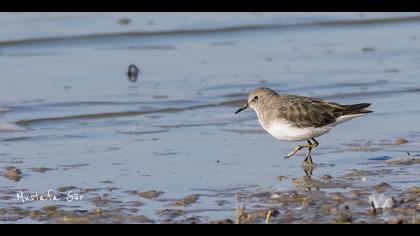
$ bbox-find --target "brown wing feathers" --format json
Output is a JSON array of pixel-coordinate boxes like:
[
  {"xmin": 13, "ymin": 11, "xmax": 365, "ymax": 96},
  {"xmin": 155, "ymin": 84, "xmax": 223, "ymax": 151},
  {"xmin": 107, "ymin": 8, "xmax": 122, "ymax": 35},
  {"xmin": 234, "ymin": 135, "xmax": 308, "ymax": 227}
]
[{"xmin": 280, "ymin": 95, "xmax": 372, "ymax": 128}]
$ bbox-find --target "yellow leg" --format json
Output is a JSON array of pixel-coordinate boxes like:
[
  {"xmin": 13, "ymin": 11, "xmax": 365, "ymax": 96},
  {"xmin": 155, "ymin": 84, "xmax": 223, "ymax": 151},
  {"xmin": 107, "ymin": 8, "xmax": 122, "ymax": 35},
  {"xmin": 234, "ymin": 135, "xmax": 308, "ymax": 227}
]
[
  {"xmin": 285, "ymin": 138, "xmax": 319, "ymax": 159},
  {"xmin": 303, "ymin": 139, "xmax": 319, "ymax": 166}
]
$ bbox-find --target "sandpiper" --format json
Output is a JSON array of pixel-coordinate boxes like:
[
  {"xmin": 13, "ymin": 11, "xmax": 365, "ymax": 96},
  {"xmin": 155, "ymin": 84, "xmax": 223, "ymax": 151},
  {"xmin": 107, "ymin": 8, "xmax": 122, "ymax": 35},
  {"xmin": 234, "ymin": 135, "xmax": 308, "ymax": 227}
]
[{"xmin": 235, "ymin": 87, "xmax": 372, "ymax": 166}]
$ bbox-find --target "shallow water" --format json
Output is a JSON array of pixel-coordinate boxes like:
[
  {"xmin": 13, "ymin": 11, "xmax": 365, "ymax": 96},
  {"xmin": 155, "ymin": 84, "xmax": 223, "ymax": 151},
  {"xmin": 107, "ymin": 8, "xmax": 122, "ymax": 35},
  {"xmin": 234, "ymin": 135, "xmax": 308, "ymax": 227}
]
[{"xmin": 0, "ymin": 12, "xmax": 420, "ymax": 223}]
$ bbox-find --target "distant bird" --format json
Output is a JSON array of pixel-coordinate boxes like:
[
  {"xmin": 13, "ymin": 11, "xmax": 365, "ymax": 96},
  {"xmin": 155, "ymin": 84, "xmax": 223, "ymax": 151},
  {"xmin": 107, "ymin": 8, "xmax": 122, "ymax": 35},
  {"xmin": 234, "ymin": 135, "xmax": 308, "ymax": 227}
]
[
  {"xmin": 127, "ymin": 64, "xmax": 139, "ymax": 82},
  {"xmin": 235, "ymin": 87, "xmax": 372, "ymax": 166}
]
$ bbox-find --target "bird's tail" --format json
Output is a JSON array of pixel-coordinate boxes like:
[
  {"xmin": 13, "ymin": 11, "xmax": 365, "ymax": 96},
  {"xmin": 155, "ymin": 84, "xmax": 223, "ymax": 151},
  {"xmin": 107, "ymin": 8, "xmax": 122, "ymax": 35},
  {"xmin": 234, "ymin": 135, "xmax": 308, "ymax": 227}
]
[{"xmin": 342, "ymin": 103, "xmax": 373, "ymax": 115}]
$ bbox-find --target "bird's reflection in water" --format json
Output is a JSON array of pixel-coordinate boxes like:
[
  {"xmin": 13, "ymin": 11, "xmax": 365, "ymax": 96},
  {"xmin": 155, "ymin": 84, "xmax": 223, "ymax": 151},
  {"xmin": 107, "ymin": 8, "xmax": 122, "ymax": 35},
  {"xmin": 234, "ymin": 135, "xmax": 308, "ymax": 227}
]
[
  {"xmin": 303, "ymin": 165, "xmax": 313, "ymax": 178},
  {"xmin": 296, "ymin": 165, "xmax": 320, "ymax": 191}
]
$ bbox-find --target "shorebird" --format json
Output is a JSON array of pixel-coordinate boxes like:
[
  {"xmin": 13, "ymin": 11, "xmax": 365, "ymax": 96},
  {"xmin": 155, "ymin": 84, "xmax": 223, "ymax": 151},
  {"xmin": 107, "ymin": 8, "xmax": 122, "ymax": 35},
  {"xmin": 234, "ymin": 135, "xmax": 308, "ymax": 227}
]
[{"xmin": 235, "ymin": 87, "xmax": 372, "ymax": 166}]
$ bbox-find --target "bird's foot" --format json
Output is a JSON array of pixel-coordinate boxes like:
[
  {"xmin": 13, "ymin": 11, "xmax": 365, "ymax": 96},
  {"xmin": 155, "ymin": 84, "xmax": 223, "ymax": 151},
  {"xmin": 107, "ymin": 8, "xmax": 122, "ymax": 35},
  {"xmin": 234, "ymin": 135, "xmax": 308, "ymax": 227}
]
[{"xmin": 285, "ymin": 146, "xmax": 302, "ymax": 159}]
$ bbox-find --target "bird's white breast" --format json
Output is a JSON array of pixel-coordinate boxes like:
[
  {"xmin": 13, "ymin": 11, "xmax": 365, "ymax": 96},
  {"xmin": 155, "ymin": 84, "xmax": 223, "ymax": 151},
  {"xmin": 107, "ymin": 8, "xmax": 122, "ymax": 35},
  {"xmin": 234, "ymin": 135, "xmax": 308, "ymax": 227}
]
[{"xmin": 260, "ymin": 118, "xmax": 332, "ymax": 142}]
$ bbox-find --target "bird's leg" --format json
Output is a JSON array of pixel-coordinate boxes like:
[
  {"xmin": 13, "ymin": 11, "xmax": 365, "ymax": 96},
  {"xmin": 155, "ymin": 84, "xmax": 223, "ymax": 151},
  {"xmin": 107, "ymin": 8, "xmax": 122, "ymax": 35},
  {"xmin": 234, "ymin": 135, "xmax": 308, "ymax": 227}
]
[
  {"xmin": 303, "ymin": 140, "xmax": 313, "ymax": 164},
  {"xmin": 285, "ymin": 138, "xmax": 319, "ymax": 159},
  {"xmin": 303, "ymin": 138, "xmax": 319, "ymax": 166},
  {"xmin": 311, "ymin": 138, "xmax": 319, "ymax": 147},
  {"xmin": 285, "ymin": 145, "xmax": 305, "ymax": 158}
]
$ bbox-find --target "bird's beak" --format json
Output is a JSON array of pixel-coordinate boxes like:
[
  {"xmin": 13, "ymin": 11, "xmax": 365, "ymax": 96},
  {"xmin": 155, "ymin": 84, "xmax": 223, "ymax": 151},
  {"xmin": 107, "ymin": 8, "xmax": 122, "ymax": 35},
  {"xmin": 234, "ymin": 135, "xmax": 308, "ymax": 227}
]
[{"xmin": 235, "ymin": 103, "xmax": 249, "ymax": 114}]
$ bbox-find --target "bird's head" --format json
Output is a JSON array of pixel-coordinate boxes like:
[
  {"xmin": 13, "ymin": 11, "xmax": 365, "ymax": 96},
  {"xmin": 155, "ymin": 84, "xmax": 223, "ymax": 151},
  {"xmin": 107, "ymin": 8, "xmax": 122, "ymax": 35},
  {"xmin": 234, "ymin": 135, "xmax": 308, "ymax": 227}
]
[{"xmin": 235, "ymin": 87, "xmax": 279, "ymax": 114}]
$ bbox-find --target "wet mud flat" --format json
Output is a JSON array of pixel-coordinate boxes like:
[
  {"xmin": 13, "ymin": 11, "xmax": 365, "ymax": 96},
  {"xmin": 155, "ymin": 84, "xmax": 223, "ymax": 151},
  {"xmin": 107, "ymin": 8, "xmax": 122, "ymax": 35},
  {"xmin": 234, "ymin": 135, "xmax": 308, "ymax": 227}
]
[
  {"xmin": 1, "ymin": 145, "xmax": 419, "ymax": 224},
  {"xmin": 0, "ymin": 170, "xmax": 419, "ymax": 224},
  {"xmin": 1, "ymin": 13, "xmax": 420, "ymax": 223}
]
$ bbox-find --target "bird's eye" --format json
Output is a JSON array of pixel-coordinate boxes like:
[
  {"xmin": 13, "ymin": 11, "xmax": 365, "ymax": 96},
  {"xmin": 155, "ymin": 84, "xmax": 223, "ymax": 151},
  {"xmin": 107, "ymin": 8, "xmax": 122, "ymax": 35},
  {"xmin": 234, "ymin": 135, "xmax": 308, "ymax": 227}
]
[{"xmin": 254, "ymin": 96, "xmax": 259, "ymax": 100}]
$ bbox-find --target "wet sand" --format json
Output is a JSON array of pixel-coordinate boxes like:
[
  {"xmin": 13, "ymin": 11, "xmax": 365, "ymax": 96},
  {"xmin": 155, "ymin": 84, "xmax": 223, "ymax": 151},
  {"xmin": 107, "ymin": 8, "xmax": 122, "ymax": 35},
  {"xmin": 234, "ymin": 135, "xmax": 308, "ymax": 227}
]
[{"xmin": 0, "ymin": 13, "xmax": 419, "ymax": 223}]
